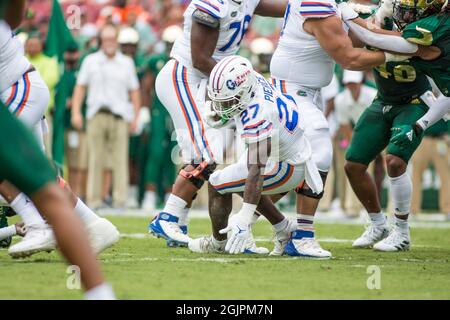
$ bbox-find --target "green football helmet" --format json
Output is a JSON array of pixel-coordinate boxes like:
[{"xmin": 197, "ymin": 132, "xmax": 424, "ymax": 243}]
[{"xmin": 393, "ymin": 0, "xmax": 447, "ymax": 29}]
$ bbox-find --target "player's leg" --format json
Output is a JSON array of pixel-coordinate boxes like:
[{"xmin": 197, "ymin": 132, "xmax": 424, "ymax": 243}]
[
  {"xmin": 277, "ymin": 85, "xmax": 332, "ymax": 258},
  {"xmin": 148, "ymin": 60, "xmax": 216, "ymax": 246},
  {"xmin": 373, "ymin": 102, "xmax": 428, "ymax": 252},
  {"xmin": 345, "ymin": 99, "xmax": 391, "ymax": 248},
  {"xmin": 192, "ymin": 159, "xmax": 302, "ymax": 254},
  {"xmin": 0, "ymin": 106, "xmax": 114, "ymax": 299}
]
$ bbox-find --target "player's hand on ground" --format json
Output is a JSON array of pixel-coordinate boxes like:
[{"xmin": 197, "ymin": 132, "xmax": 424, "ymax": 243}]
[
  {"xmin": 390, "ymin": 124, "xmax": 423, "ymax": 149},
  {"xmin": 219, "ymin": 213, "xmax": 251, "ymax": 254},
  {"xmin": 15, "ymin": 222, "xmax": 26, "ymax": 237}
]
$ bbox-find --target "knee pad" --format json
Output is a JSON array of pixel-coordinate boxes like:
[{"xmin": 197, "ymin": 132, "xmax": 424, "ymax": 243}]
[
  {"xmin": 180, "ymin": 161, "xmax": 217, "ymax": 189},
  {"xmin": 295, "ymin": 171, "xmax": 328, "ymax": 199}
]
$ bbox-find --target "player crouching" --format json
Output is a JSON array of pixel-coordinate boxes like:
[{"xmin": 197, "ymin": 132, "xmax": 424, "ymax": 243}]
[{"xmin": 189, "ymin": 56, "xmax": 331, "ymax": 258}]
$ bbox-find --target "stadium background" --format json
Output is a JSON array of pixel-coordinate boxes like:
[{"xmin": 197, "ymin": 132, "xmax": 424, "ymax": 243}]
[{"xmin": 16, "ymin": 0, "xmax": 450, "ymax": 216}]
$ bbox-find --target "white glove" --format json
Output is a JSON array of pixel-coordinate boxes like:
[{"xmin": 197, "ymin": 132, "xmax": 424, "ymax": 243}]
[
  {"xmin": 204, "ymin": 101, "xmax": 228, "ymax": 129},
  {"xmin": 375, "ymin": 0, "xmax": 394, "ymax": 25},
  {"xmin": 384, "ymin": 52, "xmax": 412, "ymax": 62},
  {"xmin": 219, "ymin": 203, "xmax": 256, "ymax": 254},
  {"xmin": 338, "ymin": 2, "xmax": 359, "ymax": 22}
]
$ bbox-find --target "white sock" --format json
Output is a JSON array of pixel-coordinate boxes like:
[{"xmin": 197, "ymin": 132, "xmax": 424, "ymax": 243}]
[
  {"xmin": 84, "ymin": 283, "xmax": 116, "ymax": 300},
  {"xmin": 273, "ymin": 218, "xmax": 288, "ymax": 232},
  {"xmin": 389, "ymin": 172, "xmax": 412, "ymax": 215},
  {"xmin": 212, "ymin": 236, "xmax": 227, "ymax": 249},
  {"xmin": 297, "ymin": 213, "xmax": 314, "ymax": 232},
  {"xmin": 10, "ymin": 193, "xmax": 45, "ymax": 226},
  {"xmin": 368, "ymin": 212, "xmax": 387, "ymax": 226},
  {"xmin": 74, "ymin": 198, "xmax": 99, "ymax": 223},
  {"xmin": 162, "ymin": 194, "xmax": 187, "ymax": 219},
  {"xmin": 143, "ymin": 191, "xmax": 156, "ymax": 206},
  {"xmin": 393, "ymin": 215, "xmax": 409, "ymax": 233},
  {"xmin": 178, "ymin": 207, "xmax": 189, "ymax": 226}
]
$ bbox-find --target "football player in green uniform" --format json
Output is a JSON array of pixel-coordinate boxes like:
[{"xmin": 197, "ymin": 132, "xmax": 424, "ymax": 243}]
[{"xmin": 339, "ymin": 0, "xmax": 449, "ymax": 251}]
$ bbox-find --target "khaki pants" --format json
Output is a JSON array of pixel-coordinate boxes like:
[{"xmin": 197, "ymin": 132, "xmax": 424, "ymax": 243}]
[
  {"xmin": 86, "ymin": 112, "xmax": 129, "ymax": 208},
  {"xmin": 411, "ymin": 136, "xmax": 450, "ymax": 214}
]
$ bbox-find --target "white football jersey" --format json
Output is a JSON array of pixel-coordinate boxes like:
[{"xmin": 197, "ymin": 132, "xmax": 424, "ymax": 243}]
[
  {"xmin": 0, "ymin": 20, "xmax": 30, "ymax": 93},
  {"xmin": 234, "ymin": 72, "xmax": 311, "ymax": 168},
  {"xmin": 270, "ymin": 0, "xmax": 341, "ymax": 89},
  {"xmin": 171, "ymin": 0, "xmax": 260, "ymax": 76}
]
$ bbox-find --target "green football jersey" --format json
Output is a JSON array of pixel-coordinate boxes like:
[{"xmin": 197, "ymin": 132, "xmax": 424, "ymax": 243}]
[
  {"xmin": 0, "ymin": 0, "xmax": 6, "ymax": 19},
  {"xmin": 365, "ymin": 15, "xmax": 431, "ymax": 104},
  {"xmin": 373, "ymin": 60, "xmax": 431, "ymax": 104},
  {"xmin": 403, "ymin": 14, "xmax": 450, "ymax": 96}
]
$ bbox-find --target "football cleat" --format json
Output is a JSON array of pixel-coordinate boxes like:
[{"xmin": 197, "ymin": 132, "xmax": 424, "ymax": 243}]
[
  {"xmin": 352, "ymin": 223, "xmax": 389, "ymax": 248},
  {"xmin": 243, "ymin": 229, "xmax": 269, "ymax": 254},
  {"xmin": 149, "ymin": 212, "xmax": 191, "ymax": 247},
  {"xmin": 188, "ymin": 235, "xmax": 226, "ymax": 254},
  {"xmin": 270, "ymin": 219, "xmax": 297, "ymax": 256},
  {"xmin": 373, "ymin": 225, "xmax": 410, "ymax": 252},
  {"xmin": 84, "ymin": 217, "xmax": 120, "ymax": 254},
  {"xmin": 8, "ymin": 223, "xmax": 56, "ymax": 258},
  {"xmin": 166, "ymin": 225, "xmax": 188, "ymax": 247},
  {"xmin": 284, "ymin": 230, "xmax": 332, "ymax": 258}
]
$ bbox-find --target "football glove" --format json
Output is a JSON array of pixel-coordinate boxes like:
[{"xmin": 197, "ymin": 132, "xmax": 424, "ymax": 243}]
[{"xmin": 390, "ymin": 123, "xmax": 424, "ymax": 150}]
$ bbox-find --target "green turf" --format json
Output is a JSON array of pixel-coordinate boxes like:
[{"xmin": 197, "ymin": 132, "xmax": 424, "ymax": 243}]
[{"xmin": 1, "ymin": 216, "xmax": 449, "ymax": 299}]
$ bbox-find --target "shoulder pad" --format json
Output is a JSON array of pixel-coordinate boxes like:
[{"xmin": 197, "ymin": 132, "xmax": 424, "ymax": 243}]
[
  {"xmin": 192, "ymin": 0, "xmax": 229, "ymax": 19},
  {"xmin": 299, "ymin": 0, "xmax": 337, "ymax": 19}
]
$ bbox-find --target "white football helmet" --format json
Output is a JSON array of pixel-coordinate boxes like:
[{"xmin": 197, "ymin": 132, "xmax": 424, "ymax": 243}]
[{"xmin": 208, "ymin": 56, "xmax": 258, "ymax": 120}]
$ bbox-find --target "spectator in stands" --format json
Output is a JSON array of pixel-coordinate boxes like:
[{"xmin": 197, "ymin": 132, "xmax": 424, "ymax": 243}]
[
  {"xmin": 141, "ymin": 25, "xmax": 181, "ymax": 212},
  {"xmin": 59, "ymin": 44, "xmax": 89, "ymax": 201},
  {"xmin": 334, "ymin": 70, "xmax": 377, "ymax": 217},
  {"xmin": 411, "ymin": 119, "xmax": 450, "ymax": 218},
  {"xmin": 71, "ymin": 24, "xmax": 141, "ymax": 210}
]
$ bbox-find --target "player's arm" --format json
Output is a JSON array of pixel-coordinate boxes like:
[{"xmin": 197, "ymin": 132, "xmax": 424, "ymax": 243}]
[
  {"xmin": 255, "ymin": 0, "xmax": 288, "ymax": 17},
  {"xmin": 191, "ymin": 11, "xmax": 220, "ymax": 75},
  {"xmin": 303, "ymin": 16, "xmax": 388, "ymax": 71},
  {"xmin": 4, "ymin": 0, "xmax": 25, "ymax": 29},
  {"xmin": 219, "ymin": 137, "xmax": 272, "ymax": 254}
]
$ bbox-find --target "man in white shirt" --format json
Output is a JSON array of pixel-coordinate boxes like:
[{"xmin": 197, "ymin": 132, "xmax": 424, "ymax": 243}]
[
  {"xmin": 335, "ymin": 70, "xmax": 377, "ymax": 129},
  {"xmin": 72, "ymin": 24, "xmax": 141, "ymax": 209}
]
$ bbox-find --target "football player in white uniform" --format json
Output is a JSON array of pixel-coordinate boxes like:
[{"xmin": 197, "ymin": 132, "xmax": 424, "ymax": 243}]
[
  {"xmin": 149, "ymin": 0, "xmax": 288, "ymax": 248},
  {"xmin": 0, "ymin": 0, "xmax": 119, "ymax": 258},
  {"xmin": 268, "ymin": 0, "xmax": 408, "ymax": 257},
  {"xmin": 190, "ymin": 56, "xmax": 323, "ymax": 254}
]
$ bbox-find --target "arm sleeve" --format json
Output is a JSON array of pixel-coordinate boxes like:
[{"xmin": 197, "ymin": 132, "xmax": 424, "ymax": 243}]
[
  {"xmin": 417, "ymin": 93, "xmax": 450, "ymax": 129},
  {"xmin": 241, "ymin": 119, "xmax": 273, "ymax": 144},
  {"xmin": 345, "ymin": 19, "xmax": 419, "ymax": 54}
]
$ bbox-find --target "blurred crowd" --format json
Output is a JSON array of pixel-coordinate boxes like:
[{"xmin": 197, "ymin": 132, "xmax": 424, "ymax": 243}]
[{"xmin": 14, "ymin": 0, "xmax": 450, "ymax": 217}]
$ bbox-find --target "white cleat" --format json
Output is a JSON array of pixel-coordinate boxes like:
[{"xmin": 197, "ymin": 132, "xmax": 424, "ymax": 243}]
[
  {"xmin": 149, "ymin": 212, "xmax": 192, "ymax": 247},
  {"xmin": 352, "ymin": 223, "xmax": 390, "ymax": 248},
  {"xmin": 270, "ymin": 219, "xmax": 297, "ymax": 256},
  {"xmin": 188, "ymin": 235, "xmax": 225, "ymax": 254},
  {"xmin": 84, "ymin": 218, "xmax": 120, "ymax": 254},
  {"xmin": 373, "ymin": 226, "xmax": 410, "ymax": 252},
  {"xmin": 244, "ymin": 228, "xmax": 269, "ymax": 254},
  {"xmin": 8, "ymin": 224, "xmax": 56, "ymax": 258},
  {"xmin": 284, "ymin": 236, "xmax": 332, "ymax": 259}
]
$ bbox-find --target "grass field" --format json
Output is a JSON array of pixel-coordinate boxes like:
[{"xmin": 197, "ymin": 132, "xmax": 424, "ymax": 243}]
[{"xmin": 1, "ymin": 215, "xmax": 450, "ymax": 300}]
